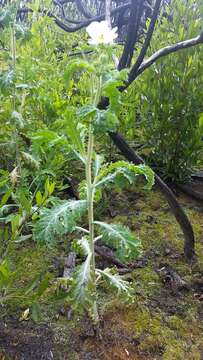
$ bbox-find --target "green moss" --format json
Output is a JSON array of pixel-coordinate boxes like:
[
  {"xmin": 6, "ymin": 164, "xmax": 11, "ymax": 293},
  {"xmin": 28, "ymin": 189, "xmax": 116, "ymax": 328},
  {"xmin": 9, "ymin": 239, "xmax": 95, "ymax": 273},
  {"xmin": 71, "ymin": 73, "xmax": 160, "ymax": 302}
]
[
  {"xmin": 167, "ymin": 315, "xmax": 186, "ymax": 334},
  {"xmin": 134, "ymin": 266, "xmax": 161, "ymax": 297},
  {"xmin": 131, "ymin": 307, "xmax": 203, "ymax": 359},
  {"xmin": 1, "ymin": 244, "xmax": 60, "ymax": 317},
  {"xmin": 162, "ymin": 343, "xmax": 185, "ymax": 360}
]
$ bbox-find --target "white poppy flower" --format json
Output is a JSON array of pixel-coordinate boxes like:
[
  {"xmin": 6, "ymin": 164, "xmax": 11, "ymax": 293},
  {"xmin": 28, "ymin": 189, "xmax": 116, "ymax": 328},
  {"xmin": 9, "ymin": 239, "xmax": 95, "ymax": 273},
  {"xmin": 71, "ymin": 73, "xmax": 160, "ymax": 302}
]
[{"xmin": 86, "ymin": 20, "xmax": 118, "ymax": 45}]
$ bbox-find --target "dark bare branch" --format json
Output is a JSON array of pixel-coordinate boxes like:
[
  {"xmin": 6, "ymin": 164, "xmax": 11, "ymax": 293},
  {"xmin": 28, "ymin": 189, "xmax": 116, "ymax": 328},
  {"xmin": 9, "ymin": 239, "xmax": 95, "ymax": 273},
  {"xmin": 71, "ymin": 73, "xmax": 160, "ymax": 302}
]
[
  {"xmin": 109, "ymin": 131, "xmax": 197, "ymax": 264},
  {"xmin": 75, "ymin": 0, "xmax": 92, "ymax": 19},
  {"xmin": 53, "ymin": 3, "xmax": 130, "ymax": 32},
  {"xmin": 128, "ymin": 0, "xmax": 162, "ymax": 83},
  {"xmin": 118, "ymin": 0, "xmax": 144, "ymax": 70},
  {"xmin": 134, "ymin": 32, "xmax": 203, "ymax": 78}
]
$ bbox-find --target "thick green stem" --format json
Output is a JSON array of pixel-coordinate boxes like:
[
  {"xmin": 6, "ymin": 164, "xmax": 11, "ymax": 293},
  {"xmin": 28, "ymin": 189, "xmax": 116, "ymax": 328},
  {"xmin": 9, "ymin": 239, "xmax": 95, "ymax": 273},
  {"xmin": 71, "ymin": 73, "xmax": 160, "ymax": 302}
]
[
  {"xmin": 86, "ymin": 125, "xmax": 95, "ymax": 274},
  {"xmin": 11, "ymin": 25, "xmax": 21, "ymax": 173},
  {"xmin": 86, "ymin": 124, "xmax": 99, "ymax": 323},
  {"xmin": 87, "ymin": 75, "xmax": 102, "ymax": 275},
  {"xmin": 84, "ymin": 74, "xmax": 102, "ymax": 323}
]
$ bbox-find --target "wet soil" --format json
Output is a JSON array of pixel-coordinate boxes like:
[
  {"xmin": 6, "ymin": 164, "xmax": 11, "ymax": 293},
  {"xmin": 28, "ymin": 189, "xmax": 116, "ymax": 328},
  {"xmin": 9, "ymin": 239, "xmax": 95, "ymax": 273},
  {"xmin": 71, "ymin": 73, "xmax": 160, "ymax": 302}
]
[{"xmin": 0, "ymin": 316, "xmax": 156, "ymax": 360}]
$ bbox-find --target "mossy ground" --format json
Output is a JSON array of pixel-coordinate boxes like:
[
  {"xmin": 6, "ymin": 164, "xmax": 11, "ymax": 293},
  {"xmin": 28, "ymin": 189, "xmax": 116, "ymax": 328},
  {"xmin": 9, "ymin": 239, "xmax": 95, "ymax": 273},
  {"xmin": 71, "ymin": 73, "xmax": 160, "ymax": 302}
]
[{"xmin": 0, "ymin": 186, "xmax": 203, "ymax": 359}]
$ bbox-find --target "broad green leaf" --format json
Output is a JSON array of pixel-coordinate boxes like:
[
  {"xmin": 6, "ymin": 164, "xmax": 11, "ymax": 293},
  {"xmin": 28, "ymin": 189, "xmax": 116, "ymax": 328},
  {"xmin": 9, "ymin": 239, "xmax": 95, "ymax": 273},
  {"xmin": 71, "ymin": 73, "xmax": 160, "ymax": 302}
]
[
  {"xmin": 11, "ymin": 213, "xmax": 21, "ymax": 235},
  {"xmin": 31, "ymin": 130, "xmax": 69, "ymax": 151},
  {"xmin": 0, "ymin": 260, "xmax": 10, "ymax": 285},
  {"xmin": 37, "ymin": 273, "xmax": 50, "ymax": 297},
  {"xmin": 31, "ymin": 302, "xmax": 42, "ymax": 323},
  {"xmin": 102, "ymin": 80, "xmax": 121, "ymax": 113},
  {"xmin": 199, "ymin": 113, "xmax": 203, "ymax": 132},
  {"xmin": 36, "ymin": 191, "xmax": 43, "ymax": 206},
  {"xmin": 0, "ymin": 189, "xmax": 12, "ymax": 208},
  {"xmin": 18, "ymin": 190, "xmax": 32, "ymax": 215},
  {"xmin": 0, "ymin": 260, "xmax": 14, "ymax": 288},
  {"xmin": 45, "ymin": 178, "xmax": 55, "ymax": 196},
  {"xmin": 101, "ymin": 69, "xmax": 128, "ymax": 113}
]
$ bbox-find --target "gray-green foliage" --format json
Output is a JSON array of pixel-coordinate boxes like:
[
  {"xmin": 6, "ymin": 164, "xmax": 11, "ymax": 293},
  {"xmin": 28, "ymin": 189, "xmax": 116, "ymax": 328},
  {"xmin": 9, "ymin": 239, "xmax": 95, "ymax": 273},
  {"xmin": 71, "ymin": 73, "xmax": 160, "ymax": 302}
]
[
  {"xmin": 95, "ymin": 161, "xmax": 154, "ymax": 189},
  {"xmin": 33, "ymin": 157, "xmax": 154, "ymax": 319},
  {"xmin": 33, "ymin": 199, "xmax": 87, "ymax": 247},
  {"xmin": 68, "ymin": 237, "xmax": 96, "ymax": 312},
  {"xmin": 96, "ymin": 268, "xmax": 132, "ymax": 295},
  {"xmin": 95, "ymin": 222, "xmax": 141, "ymax": 262}
]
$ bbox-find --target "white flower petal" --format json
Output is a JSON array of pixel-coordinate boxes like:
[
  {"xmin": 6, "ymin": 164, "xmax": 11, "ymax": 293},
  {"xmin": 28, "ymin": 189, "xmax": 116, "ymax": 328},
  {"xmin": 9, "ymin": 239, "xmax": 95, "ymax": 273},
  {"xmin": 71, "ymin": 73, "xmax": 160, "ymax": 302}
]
[
  {"xmin": 86, "ymin": 20, "xmax": 118, "ymax": 45},
  {"xmin": 99, "ymin": 21, "xmax": 109, "ymax": 29},
  {"xmin": 86, "ymin": 22, "xmax": 101, "ymax": 36}
]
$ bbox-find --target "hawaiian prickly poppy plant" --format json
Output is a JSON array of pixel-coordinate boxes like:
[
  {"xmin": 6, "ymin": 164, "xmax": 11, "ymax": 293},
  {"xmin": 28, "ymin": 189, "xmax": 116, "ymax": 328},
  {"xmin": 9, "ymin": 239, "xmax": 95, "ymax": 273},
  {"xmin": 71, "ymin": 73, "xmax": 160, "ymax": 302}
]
[{"xmin": 33, "ymin": 22, "xmax": 154, "ymax": 323}]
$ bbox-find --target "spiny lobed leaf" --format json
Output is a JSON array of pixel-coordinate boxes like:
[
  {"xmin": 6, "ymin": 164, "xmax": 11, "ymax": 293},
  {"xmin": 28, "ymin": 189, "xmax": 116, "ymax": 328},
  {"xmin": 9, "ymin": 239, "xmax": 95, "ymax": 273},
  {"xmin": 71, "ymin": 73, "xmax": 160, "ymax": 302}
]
[
  {"xmin": 101, "ymin": 69, "xmax": 128, "ymax": 114},
  {"xmin": 33, "ymin": 199, "xmax": 87, "ymax": 247},
  {"xmin": 96, "ymin": 268, "xmax": 132, "ymax": 296},
  {"xmin": 95, "ymin": 161, "xmax": 154, "ymax": 190},
  {"xmin": 67, "ymin": 237, "xmax": 97, "ymax": 314},
  {"xmin": 94, "ymin": 154, "xmax": 104, "ymax": 177},
  {"xmin": 21, "ymin": 151, "xmax": 40, "ymax": 170},
  {"xmin": 0, "ymin": 260, "xmax": 14, "ymax": 288},
  {"xmin": 93, "ymin": 108, "xmax": 119, "ymax": 134},
  {"xmin": 95, "ymin": 221, "xmax": 141, "ymax": 262},
  {"xmin": 64, "ymin": 60, "xmax": 94, "ymax": 88},
  {"xmin": 77, "ymin": 105, "xmax": 119, "ymax": 134},
  {"xmin": 63, "ymin": 108, "xmax": 85, "ymax": 155}
]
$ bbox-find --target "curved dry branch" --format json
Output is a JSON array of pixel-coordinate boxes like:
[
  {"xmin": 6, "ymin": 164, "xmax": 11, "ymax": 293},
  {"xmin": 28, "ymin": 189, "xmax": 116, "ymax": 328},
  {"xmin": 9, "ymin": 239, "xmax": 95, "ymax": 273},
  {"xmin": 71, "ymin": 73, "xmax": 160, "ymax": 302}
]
[
  {"xmin": 118, "ymin": 0, "xmax": 144, "ymax": 70},
  {"xmin": 75, "ymin": 0, "xmax": 92, "ymax": 19},
  {"xmin": 53, "ymin": 2, "xmax": 130, "ymax": 32},
  {"xmin": 133, "ymin": 32, "xmax": 203, "ymax": 78},
  {"xmin": 109, "ymin": 132, "xmax": 197, "ymax": 264},
  {"xmin": 128, "ymin": 0, "xmax": 162, "ymax": 83}
]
